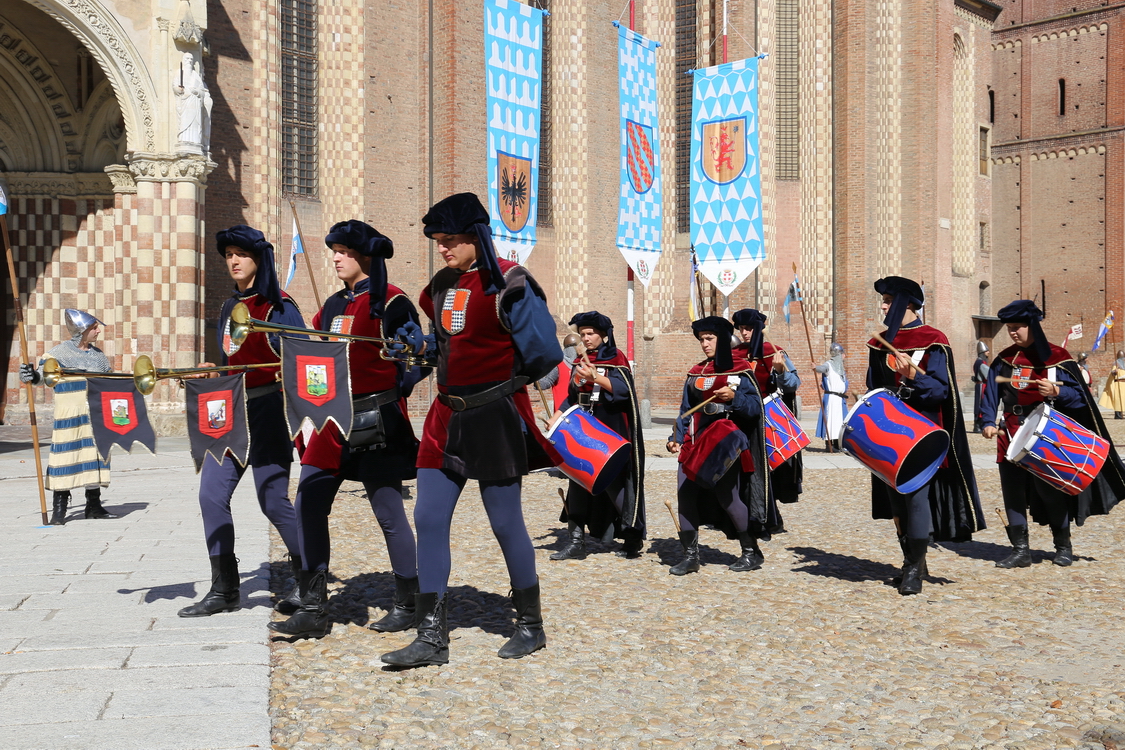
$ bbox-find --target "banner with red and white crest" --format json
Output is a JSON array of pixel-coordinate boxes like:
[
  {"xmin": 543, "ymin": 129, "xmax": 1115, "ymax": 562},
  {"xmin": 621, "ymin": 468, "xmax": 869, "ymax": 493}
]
[
  {"xmin": 86, "ymin": 378, "xmax": 156, "ymax": 461},
  {"xmin": 184, "ymin": 373, "xmax": 250, "ymax": 472},
  {"xmin": 281, "ymin": 337, "xmax": 352, "ymax": 439}
]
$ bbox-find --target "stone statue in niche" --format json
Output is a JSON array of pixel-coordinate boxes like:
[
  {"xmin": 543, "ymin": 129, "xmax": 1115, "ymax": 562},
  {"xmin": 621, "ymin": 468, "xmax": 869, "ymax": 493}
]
[{"xmin": 173, "ymin": 51, "xmax": 212, "ymax": 154}]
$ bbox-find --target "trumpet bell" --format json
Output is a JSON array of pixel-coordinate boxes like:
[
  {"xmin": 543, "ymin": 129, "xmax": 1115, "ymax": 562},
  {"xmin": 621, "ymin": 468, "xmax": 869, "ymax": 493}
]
[
  {"xmin": 133, "ymin": 354, "xmax": 157, "ymax": 396},
  {"xmin": 229, "ymin": 302, "xmax": 253, "ymax": 348},
  {"xmin": 42, "ymin": 358, "xmax": 62, "ymax": 388}
]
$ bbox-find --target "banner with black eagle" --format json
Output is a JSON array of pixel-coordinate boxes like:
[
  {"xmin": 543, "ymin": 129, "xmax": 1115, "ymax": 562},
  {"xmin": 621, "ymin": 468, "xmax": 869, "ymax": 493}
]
[
  {"xmin": 86, "ymin": 377, "xmax": 156, "ymax": 461},
  {"xmin": 184, "ymin": 373, "xmax": 250, "ymax": 471},
  {"xmin": 281, "ymin": 337, "xmax": 352, "ymax": 439}
]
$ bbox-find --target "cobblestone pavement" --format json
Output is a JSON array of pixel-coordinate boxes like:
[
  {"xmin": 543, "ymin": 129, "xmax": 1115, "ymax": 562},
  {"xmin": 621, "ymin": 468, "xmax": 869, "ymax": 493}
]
[{"xmin": 268, "ymin": 431, "xmax": 1125, "ymax": 749}]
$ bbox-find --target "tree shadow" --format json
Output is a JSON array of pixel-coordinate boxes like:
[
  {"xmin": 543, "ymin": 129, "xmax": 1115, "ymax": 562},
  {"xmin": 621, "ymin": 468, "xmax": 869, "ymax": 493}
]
[{"xmin": 788, "ymin": 545, "xmax": 954, "ymax": 586}]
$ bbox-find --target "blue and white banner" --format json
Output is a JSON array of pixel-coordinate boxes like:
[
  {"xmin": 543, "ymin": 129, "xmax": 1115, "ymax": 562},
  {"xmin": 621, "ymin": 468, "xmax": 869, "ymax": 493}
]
[
  {"xmin": 285, "ymin": 213, "xmax": 304, "ymax": 290},
  {"xmin": 0, "ymin": 183, "xmax": 8, "ymax": 216},
  {"xmin": 689, "ymin": 58, "xmax": 765, "ymax": 296},
  {"xmin": 485, "ymin": 0, "xmax": 544, "ymax": 265},
  {"xmin": 614, "ymin": 24, "xmax": 662, "ymax": 287}
]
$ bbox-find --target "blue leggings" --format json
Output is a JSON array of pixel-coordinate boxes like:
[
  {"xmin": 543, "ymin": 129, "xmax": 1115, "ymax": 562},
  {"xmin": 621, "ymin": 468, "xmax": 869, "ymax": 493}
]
[
  {"xmin": 415, "ymin": 468, "xmax": 537, "ymax": 595},
  {"xmin": 198, "ymin": 457, "xmax": 299, "ymax": 557},
  {"xmin": 999, "ymin": 462, "xmax": 1072, "ymax": 530},
  {"xmin": 676, "ymin": 469, "xmax": 748, "ymax": 534},
  {"xmin": 295, "ymin": 464, "xmax": 417, "ymax": 577}
]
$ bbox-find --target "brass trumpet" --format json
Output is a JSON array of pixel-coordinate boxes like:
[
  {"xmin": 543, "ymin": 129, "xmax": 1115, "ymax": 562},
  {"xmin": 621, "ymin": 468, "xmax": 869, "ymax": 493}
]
[
  {"xmin": 227, "ymin": 302, "xmax": 430, "ymax": 370},
  {"xmin": 132, "ymin": 354, "xmax": 282, "ymax": 396},
  {"xmin": 41, "ymin": 357, "xmax": 136, "ymax": 388}
]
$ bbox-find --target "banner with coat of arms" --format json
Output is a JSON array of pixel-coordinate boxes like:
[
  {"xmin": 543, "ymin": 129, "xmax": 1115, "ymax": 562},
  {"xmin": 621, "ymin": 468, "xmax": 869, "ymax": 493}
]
[
  {"xmin": 614, "ymin": 23, "xmax": 663, "ymax": 287},
  {"xmin": 485, "ymin": 0, "xmax": 544, "ymax": 264},
  {"xmin": 184, "ymin": 373, "xmax": 250, "ymax": 472},
  {"xmin": 86, "ymin": 378, "xmax": 157, "ymax": 461},
  {"xmin": 281, "ymin": 337, "xmax": 352, "ymax": 440},
  {"xmin": 689, "ymin": 58, "xmax": 765, "ymax": 296}
]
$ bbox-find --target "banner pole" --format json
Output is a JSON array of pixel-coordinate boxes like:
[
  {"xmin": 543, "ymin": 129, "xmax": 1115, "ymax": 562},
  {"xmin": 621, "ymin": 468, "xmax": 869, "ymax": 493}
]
[
  {"xmin": 625, "ymin": 1, "xmax": 636, "ymax": 368},
  {"xmin": 792, "ymin": 262, "xmax": 830, "ymax": 453},
  {"xmin": 288, "ymin": 199, "xmax": 322, "ymax": 311}
]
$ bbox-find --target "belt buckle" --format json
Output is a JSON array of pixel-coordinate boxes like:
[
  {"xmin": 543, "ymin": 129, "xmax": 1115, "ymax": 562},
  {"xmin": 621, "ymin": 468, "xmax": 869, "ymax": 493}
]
[
  {"xmin": 577, "ymin": 393, "xmax": 591, "ymax": 406},
  {"xmin": 1012, "ymin": 404, "xmax": 1024, "ymax": 416},
  {"xmin": 703, "ymin": 403, "xmax": 721, "ymax": 415},
  {"xmin": 447, "ymin": 394, "xmax": 467, "ymax": 411}
]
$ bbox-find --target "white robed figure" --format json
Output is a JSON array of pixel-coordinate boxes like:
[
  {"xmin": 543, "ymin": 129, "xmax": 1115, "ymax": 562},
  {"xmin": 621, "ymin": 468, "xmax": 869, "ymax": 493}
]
[{"xmin": 814, "ymin": 342, "xmax": 848, "ymax": 447}]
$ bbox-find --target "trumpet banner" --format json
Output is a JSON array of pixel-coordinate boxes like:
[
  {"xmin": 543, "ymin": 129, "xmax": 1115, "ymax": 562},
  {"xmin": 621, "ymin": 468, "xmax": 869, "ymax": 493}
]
[
  {"xmin": 184, "ymin": 373, "xmax": 250, "ymax": 472},
  {"xmin": 281, "ymin": 337, "xmax": 352, "ymax": 440},
  {"xmin": 86, "ymin": 378, "xmax": 156, "ymax": 461}
]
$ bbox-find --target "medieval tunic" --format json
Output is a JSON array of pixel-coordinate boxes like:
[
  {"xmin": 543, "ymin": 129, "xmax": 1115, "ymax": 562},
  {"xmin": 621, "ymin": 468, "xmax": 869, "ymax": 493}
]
[
  {"xmin": 39, "ymin": 341, "xmax": 111, "ymax": 491},
  {"xmin": 558, "ymin": 346, "xmax": 646, "ymax": 543},
  {"xmin": 815, "ymin": 356, "xmax": 848, "ymax": 442},
  {"xmin": 982, "ymin": 343, "xmax": 1125, "ymax": 526},
  {"xmin": 1098, "ymin": 355, "xmax": 1125, "ymax": 413},
  {"xmin": 865, "ymin": 321, "xmax": 984, "ymax": 542},
  {"xmin": 738, "ymin": 340, "xmax": 803, "ymax": 504}
]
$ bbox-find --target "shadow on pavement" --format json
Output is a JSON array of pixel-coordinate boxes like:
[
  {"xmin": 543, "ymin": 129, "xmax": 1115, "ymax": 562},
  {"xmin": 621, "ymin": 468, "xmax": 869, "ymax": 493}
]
[{"xmin": 939, "ymin": 538, "xmax": 1092, "ymax": 565}]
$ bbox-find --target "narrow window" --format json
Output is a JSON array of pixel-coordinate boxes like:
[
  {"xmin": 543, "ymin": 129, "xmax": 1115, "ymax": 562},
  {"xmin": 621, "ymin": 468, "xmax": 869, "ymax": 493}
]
[
  {"xmin": 1058, "ymin": 78, "xmax": 1066, "ymax": 116},
  {"xmin": 988, "ymin": 90, "xmax": 994, "ymax": 123},
  {"xmin": 979, "ymin": 222, "xmax": 989, "ymax": 252},
  {"xmin": 775, "ymin": 0, "xmax": 799, "ymax": 180},
  {"xmin": 281, "ymin": 0, "xmax": 318, "ymax": 197},
  {"xmin": 674, "ymin": 0, "xmax": 698, "ymax": 232},
  {"xmin": 979, "ymin": 281, "xmax": 991, "ymax": 317}
]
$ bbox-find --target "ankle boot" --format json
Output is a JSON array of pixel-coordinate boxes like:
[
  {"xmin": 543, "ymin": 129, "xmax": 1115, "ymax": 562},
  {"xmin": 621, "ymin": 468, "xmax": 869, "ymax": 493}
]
[
  {"xmin": 549, "ymin": 523, "xmax": 587, "ymax": 560},
  {"xmin": 83, "ymin": 488, "xmax": 118, "ymax": 519},
  {"xmin": 996, "ymin": 524, "xmax": 1032, "ymax": 568},
  {"xmin": 615, "ymin": 528, "xmax": 644, "ymax": 559},
  {"xmin": 268, "ymin": 570, "xmax": 331, "ymax": 638},
  {"xmin": 380, "ymin": 592, "xmax": 449, "ymax": 667},
  {"xmin": 178, "ymin": 554, "xmax": 241, "ymax": 617},
  {"xmin": 891, "ymin": 534, "xmax": 929, "ymax": 584},
  {"xmin": 275, "ymin": 555, "xmax": 306, "ymax": 615},
  {"xmin": 1052, "ymin": 527, "xmax": 1073, "ymax": 567},
  {"xmin": 498, "ymin": 581, "xmax": 546, "ymax": 659},
  {"xmin": 669, "ymin": 530, "xmax": 700, "ymax": 576},
  {"xmin": 898, "ymin": 538, "xmax": 929, "ymax": 595},
  {"xmin": 729, "ymin": 530, "xmax": 764, "ymax": 572},
  {"xmin": 49, "ymin": 491, "xmax": 70, "ymax": 526},
  {"xmin": 368, "ymin": 574, "xmax": 420, "ymax": 632}
]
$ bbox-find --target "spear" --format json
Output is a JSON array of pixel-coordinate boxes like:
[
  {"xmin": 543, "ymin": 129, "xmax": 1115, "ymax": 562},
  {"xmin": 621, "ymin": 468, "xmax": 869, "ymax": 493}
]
[{"xmin": 791, "ymin": 263, "xmax": 830, "ymax": 452}]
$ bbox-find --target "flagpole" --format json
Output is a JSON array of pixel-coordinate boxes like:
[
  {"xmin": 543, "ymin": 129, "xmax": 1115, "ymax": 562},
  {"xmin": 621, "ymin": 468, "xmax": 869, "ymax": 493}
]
[
  {"xmin": 288, "ymin": 199, "xmax": 322, "ymax": 311},
  {"xmin": 792, "ymin": 263, "xmax": 830, "ymax": 452},
  {"xmin": 625, "ymin": 0, "xmax": 636, "ymax": 368},
  {"xmin": 2, "ymin": 211, "xmax": 49, "ymax": 524}
]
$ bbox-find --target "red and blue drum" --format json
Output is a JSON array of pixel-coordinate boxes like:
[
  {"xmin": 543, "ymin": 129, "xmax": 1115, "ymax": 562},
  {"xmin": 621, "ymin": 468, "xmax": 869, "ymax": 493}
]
[
  {"xmin": 546, "ymin": 405, "xmax": 631, "ymax": 495},
  {"xmin": 1005, "ymin": 403, "xmax": 1109, "ymax": 496},
  {"xmin": 841, "ymin": 388, "xmax": 950, "ymax": 494},
  {"xmin": 679, "ymin": 419, "xmax": 751, "ymax": 488},
  {"xmin": 763, "ymin": 393, "xmax": 809, "ymax": 470}
]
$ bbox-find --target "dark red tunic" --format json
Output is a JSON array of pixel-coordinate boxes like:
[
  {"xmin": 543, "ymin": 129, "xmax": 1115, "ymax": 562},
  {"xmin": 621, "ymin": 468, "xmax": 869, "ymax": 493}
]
[
  {"xmin": 221, "ymin": 292, "xmax": 293, "ymax": 388},
  {"xmin": 992, "ymin": 343, "xmax": 1076, "ymax": 461}
]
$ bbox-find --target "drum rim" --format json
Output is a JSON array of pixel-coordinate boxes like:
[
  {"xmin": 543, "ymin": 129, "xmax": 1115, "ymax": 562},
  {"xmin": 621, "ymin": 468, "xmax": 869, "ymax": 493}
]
[
  {"xmin": 1005, "ymin": 403, "xmax": 1052, "ymax": 463},
  {"xmin": 545, "ymin": 403, "xmax": 584, "ymax": 440}
]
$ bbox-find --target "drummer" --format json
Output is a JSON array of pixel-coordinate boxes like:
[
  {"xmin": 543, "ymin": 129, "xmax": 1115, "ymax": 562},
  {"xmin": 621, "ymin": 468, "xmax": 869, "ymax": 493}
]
[
  {"xmin": 549, "ymin": 312, "xmax": 645, "ymax": 561},
  {"xmin": 665, "ymin": 316, "xmax": 767, "ymax": 575},
  {"xmin": 866, "ymin": 276, "xmax": 983, "ymax": 595},
  {"xmin": 980, "ymin": 300, "xmax": 1125, "ymax": 568},
  {"xmin": 732, "ymin": 308, "xmax": 801, "ymax": 535}
]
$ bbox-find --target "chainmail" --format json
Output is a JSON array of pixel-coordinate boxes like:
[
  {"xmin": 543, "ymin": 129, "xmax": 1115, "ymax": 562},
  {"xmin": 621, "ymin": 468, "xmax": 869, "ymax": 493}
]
[
  {"xmin": 40, "ymin": 340, "xmax": 111, "ymax": 373},
  {"xmin": 826, "ymin": 352, "xmax": 845, "ymax": 378}
]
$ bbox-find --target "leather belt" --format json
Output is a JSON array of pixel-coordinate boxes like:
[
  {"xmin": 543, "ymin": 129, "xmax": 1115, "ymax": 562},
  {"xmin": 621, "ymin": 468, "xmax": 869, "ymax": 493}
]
[
  {"xmin": 353, "ymin": 387, "xmax": 401, "ymax": 412},
  {"xmin": 438, "ymin": 377, "xmax": 528, "ymax": 412},
  {"xmin": 577, "ymin": 392, "xmax": 593, "ymax": 406},
  {"xmin": 826, "ymin": 391, "xmax": 847, "ymax": 397},
  {"xmin": 247, "ymin": 381, "xmax": 282, "ymax": 400}
]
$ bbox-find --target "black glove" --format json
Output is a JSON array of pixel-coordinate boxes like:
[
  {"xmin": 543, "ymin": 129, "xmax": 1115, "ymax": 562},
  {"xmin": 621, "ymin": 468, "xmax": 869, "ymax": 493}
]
[{"xmin": 19, "ymin": 363, "xmax": 41, "ymax": 385}]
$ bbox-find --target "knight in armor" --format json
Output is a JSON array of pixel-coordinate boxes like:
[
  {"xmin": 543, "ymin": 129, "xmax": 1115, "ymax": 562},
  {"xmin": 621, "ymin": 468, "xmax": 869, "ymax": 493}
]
[
  {"xmin": 19, "ymin": 309, "xmax": 116, "ymax": 525},
  {"xmin": 269, "ymin": 220, "xmax": 425, "ymax": 639},
  {"xmin": 732, "ymin": 308, "xmax": 801, "ymax": 535},
  {"xmin": 1076, "ymin": 352, "xmax": 1092, "ymax": 386},
  {"xmin": 665, "ymin": 316, "xmax": 767, "ymax": 576},
  {"xmin": 970, "ymin": 341, "xmax": 990, "ymax": 433},
  {"xmin": 814, "ymin": 342, "xmax": 848, "ymax": 450},
  {"xmin": 1099, "ymin": 350, "xmax": 1125, "ymax": 419},
  {"xmin": 982, "ymin": 301, "xmax": 1125, "ymax": 568},
  {"xmin": 178, "ymin": 226, "xmax": 304, "ymax": 618},
  {"xmin": 549, "ymin": 311, "xmax": 645, "ymax": 561},
  {"xmin": 866, "ymin": 277, "xmax": 984, "ymax": 595},
  {"xmin": 381, "ymin": 193, "xmax": 562, "ymax": 668}
]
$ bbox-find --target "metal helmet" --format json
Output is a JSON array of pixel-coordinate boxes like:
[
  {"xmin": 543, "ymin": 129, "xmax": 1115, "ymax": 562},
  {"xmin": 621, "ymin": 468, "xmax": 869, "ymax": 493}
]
[
  {"xmin": 829, "ymin": 342, "xmax": 845, "ymax": 357},
  {"xmin": 977, "ymin": 340, "xmax": 989, "ymax": 355},
  {"xmin": 1118, "ymin": 350, "xmax": 1124, "ymax": 359},
  {"xmin": 1078, "ymin": 352, "xmax": 1089, "ymax": 362},
  {"xmin": 63, "ymin": 309, "xmax": 104, "ymax": 337}
]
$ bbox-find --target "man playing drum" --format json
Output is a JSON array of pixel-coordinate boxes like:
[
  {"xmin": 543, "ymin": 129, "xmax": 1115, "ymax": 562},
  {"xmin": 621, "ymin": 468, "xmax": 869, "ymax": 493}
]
[
  {"xmin": 666, "ymin": 316, "xmax": 767, "ymax": 575},
  {"xmin": 549, "ymin": 311, "xmax": 646, "ymax": 561},
  {"xmin": 981, "ymin": 300, "xmax": 1125, "ymax": 568},
  {"xmin": 865, "ymin": 277, "xmax": 983, "ymax": 595},
  {"xmin": 732, "ymin": 308, "xmax": 801, "ymax": 535}
]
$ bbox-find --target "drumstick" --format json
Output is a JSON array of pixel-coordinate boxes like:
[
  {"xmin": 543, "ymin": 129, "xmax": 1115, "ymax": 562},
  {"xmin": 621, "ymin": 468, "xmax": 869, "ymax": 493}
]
[
  {"xmin": 995, "ymin": 375, "xmax": 1062, "ymax": 386},
  {"xmin": 870, "ymin": 332, "xmax": 923, "ymax": 376},
  {"xmin": 533, "ymin": 381, "xmax": 553, "ymax": 428},
  {"xmin": 664, "ymin": 497, "xmax": 681, "ymax": 533},
  {"xmin": 681, "ymin": 394, "xmax": 719, "ymax": 419},
  {"xmin": 995, "ymin": 508, "xmax": 1008, "ymax": 527}
]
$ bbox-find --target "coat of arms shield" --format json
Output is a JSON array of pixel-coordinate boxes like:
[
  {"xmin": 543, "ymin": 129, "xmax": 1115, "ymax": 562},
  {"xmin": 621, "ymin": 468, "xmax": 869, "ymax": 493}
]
[
  {"xmin": 701, "ymin": 117, "xmax": 747, "ymax": 185},
  {"xmin": 626, "ymin": 120, "xmax": 656, "ymax": 194},
  {"xmin": 497, "ymin": 151, "xmax": 532, "ymax": 232}
]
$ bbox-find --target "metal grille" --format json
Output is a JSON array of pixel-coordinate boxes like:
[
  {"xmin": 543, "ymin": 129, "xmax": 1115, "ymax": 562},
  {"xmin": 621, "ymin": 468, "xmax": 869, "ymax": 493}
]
[
  {"xmin": 281, "ymin": 0, "xmax": 318, "ymax": 197},
  {"xmin": 775, "ymin": 0, "xmax": 799, "ymax": 180},
  {"xmin": 675, "ymin": 0, "xmax": 698, "ymax": 233},
  {"xmin": 537, "ymin": 0, "xmax": 552, "ymax": 226}
]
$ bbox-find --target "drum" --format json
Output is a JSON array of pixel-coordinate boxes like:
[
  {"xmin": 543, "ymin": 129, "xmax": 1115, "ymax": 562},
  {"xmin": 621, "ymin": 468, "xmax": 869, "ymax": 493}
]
[
  {"xmin": 679, "ymin": 419, "xmax": 751, "ymax": 488},
  {"xmin": 546, "ymin": 405, "xmax": 631, "ymax": 495},
  {"xmin": 1005, "ymin": 403, "xmax": 1109, "ymax": 495},
  {"xmin": 841, "ymin": 388, "xmax": 950, "ymax": 494},
  {"xmin": 763, "ymin": 393, "xmax": 810, "ymax": 470}
]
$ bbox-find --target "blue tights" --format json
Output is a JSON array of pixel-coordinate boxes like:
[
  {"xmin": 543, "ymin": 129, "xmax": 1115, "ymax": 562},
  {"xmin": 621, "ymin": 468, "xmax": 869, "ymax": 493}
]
[{"xmin": 198, "ymin": 458, "xmax": 299, "ymax": 557}]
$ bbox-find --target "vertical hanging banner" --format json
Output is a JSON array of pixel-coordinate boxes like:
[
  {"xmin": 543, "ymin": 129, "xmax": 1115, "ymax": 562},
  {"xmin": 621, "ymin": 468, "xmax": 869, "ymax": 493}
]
[
  {"xmin": 690, "ymin": 58, "xmax": 766, "ymax": 296},
  {"xmin": 184, "ymin": 373, "xmax": 250, "ymax": 472},
  {"xmin": 86, "ymin": 379, "xmax": 157, "ymax": 461},
  {"xmin": 485, "ymin": 0, "xmax": 545, "ymax": 264},
  {"xmin": 281, "ymin": 337, "xmax": 352, "ymax": 439},
  {"xmin": 614, "ymin": 23, "xmax": 663, "ymax": 286}
]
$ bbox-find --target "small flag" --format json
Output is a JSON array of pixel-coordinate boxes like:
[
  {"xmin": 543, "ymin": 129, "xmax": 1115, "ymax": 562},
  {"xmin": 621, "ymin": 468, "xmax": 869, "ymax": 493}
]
[
  {"xmin": 1092, "ymin": 311, "xmax": 1114, "ymax": 351},
  {"xmin": 0, "ymin": 183, "xmax": 8, "ymax": 216},
  {"xmin": 185, "ymin": 373, "xmax": 250, "ymax": 472},
  {"xmin": 285, "ymin": 215, "xmax": 303, "ymax": 290},
  {"xmin": 783, "ymin": 275, "xmax": 801, "ymax": 325},
  {"xmin": 1069, "ymin": 323, "xmax": 1083, "ymax": 340},
  {"xmin": 86, "ymin": 379, "xmax": 157, "ymax": 461},
  {"xmin": 689, "ymin": 252, "xmax": 702, "ymax": 322},
  {"xmin": 281, "ymin": 337, "xmax": 352, "ymax": 439}
]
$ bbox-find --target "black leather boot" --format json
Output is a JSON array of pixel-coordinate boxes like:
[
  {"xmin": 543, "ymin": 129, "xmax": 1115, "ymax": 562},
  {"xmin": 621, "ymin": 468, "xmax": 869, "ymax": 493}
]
[
  {"xmin": 49, "ymin": 491, "xmax": 69, "ymax": 526},
  {"xmin": 615, "ymin": 528, "xmax": 644, "ymax": 559},
  {"xmin": 498, "ymin": 581, "xmax": 546, "ymax": 659},
  {"xmin": 368, "ymin": 574, "xmax": 420, "ymax": 632},
  {"xmin": 891, "ymin": 534, "xmax": 929, "ymax": 585},
  {"xmin": 268, "ymin": 570, "xmax": 331, "ymax": 638},
  {"xmin": 549, "ymin": 523, "xmax": 587, "ymax": 560},
  {"xmin": 1116, "ymin": 412, "xmax": 1123, "ymax": 420},
  {"xmin": 996, "ymin": 524, "xmax": 1032, "ymax": 568},
  {"xmin": 729, "ymin": 530, "xmax": 764, "ymax": 571},
  {"xmin": 1052, "ymin": 526, "xmax": 1073, "ymax": 567},
  {"xmin": 83, "ymin": 488, "xmax": 118, "ymax": 519},
  {"xmin": 669, "ymin": 530, "xmax": 700, "ymax": 575},
  {"xmin": 275, "ymin": 555, "xmax": 306, "ymax": 615},
  {"xmin": 898, "ymin": 538, "xmax": 929, "ymax": 595},
  {"xmin": 178, "ymin": 554, "xmax": 241, "ymax": 617},
  {"xmin": 380, "ymin": 592, "xmax": 449, "ymax": 667}
]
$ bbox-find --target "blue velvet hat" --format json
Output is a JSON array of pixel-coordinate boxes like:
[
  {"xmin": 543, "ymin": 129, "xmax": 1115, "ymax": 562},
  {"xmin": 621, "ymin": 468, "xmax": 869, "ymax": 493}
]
[
  {"xmin": 422, "ymin": 193, "xmax": 506, "ymax": 295},
  {"xmin": 998, "ymin": 299, "xmax": 1052, "ymax": 363},
  {"xmin": 874, "ymin": 276, "xmax": 925, "ymax": 342},
  {"xmin": 692, "ymin": 316, "xmax": 735, "ymax": 372},
  {"xmin": 569, "ymin": 311, "xmax": 617, "ymax": 359},
  {"xmin": 732, "ymin": 308, "xmax": 767, "ymax": 361},
  {"xmin": 215, "ymin": 225, "xmax": 282, "ymax": 307},
  {"xmin": 325, "ymin": 220, "xmax": 394, "ymax": 318}
]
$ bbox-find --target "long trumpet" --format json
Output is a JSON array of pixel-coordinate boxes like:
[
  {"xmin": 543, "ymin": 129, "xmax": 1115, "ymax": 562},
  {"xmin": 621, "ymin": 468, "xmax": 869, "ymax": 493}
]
[
  {"xmin": 228, "ymin": 302, "xmax": 429, "ymax": 370},
  {"xmin": 41, "ymin": 357, "xmax": 136, "ymax": 388},
  {"xmin": 132, "ymin": 354, "xmax": 280, "ymax": 396}
]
